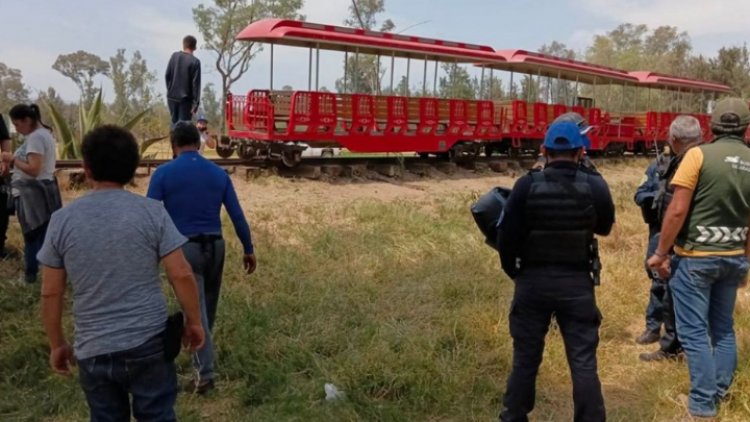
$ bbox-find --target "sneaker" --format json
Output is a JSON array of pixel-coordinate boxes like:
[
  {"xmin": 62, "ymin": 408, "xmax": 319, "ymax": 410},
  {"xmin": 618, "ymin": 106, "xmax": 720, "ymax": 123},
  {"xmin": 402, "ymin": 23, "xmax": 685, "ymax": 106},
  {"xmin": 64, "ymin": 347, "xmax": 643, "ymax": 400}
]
[
  {"xmin": 183, "ymin": 379, "xmax": 215, "ymax": 395},
  {"xmin": 636, "ymin": 329, "xmax": 661, "ymax": 345},
  {"xmin": 639, "ymin": 349, "xmax": 682, "ymax": 362}
]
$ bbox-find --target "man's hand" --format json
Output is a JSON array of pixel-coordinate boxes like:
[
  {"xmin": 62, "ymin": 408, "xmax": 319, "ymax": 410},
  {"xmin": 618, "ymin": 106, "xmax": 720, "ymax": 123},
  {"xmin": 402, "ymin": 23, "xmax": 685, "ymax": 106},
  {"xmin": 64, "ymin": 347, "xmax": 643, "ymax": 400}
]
[
  {"xmin": 647, "ymin": 254, "xmax": 671, "ymax": 279},
  {"xmin": 0, "ymin": 161, "xmax": 8, "ymax": 177},
  {"xmin": 243, "ymin": 253, "xmax": 257, "ymax": 275},
  {"xmin": 1, "ymin": 152, "xmax": 13, "ymax": 163},
  {"xmin": 49, "ymin": 342, "xmax": 75, "ymax": 375},
  {"xmin": 182, "ymin": 322, "xmax": 205, "ymax": 351}
]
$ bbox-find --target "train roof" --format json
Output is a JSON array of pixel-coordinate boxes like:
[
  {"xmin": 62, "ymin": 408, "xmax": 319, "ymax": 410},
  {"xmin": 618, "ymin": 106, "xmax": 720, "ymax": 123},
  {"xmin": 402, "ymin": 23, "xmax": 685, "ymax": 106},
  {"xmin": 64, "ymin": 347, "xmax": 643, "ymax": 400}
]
[
  {"xmin": 628, "ymin": 71, "xmax": 731, "ymax": 93},
  {"xmin": 480, "ymin": 50, "xmax": 640, "ymax": 85},
  {"xmin": 236, "ymin": 19, "xmax": 504, "ymax": 63}
]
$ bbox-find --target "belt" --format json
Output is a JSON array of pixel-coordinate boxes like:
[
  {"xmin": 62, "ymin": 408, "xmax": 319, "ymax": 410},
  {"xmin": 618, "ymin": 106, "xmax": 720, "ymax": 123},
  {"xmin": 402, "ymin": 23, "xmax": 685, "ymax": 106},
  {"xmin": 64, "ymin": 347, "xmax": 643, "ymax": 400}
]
[{"xmin": 187, "ymin": 234, "xmax": 223, "ymax": 243}]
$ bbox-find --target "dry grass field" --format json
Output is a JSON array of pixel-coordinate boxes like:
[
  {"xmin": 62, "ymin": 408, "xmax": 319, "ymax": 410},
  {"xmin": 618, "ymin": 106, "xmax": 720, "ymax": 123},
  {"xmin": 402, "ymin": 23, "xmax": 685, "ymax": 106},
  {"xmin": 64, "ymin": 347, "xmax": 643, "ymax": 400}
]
[{"xmin": 3, "ymin": 158, "xmax": 750, "ymax": 421}]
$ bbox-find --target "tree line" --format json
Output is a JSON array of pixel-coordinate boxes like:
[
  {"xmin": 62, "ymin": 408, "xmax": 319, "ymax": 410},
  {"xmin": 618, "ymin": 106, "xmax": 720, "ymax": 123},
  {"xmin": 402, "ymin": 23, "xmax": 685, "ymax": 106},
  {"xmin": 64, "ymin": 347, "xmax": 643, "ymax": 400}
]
[{"xmin": 1, "ymin": 0, "xmax": 748, "ymax": 146}]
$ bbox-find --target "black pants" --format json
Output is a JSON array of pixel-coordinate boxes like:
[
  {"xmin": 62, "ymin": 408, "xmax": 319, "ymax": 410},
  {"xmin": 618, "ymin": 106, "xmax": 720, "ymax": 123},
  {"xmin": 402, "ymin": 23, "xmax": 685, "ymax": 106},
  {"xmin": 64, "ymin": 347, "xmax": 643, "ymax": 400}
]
[
  {"xmin": 501, "ymin": 271, "xmax": 605, "ymax": 422},
  {"xmin": 0, "ymin": 190, "xmax": 8, "ymax": 253},
  {"xmin": 168, "ymin": 99, "xmax": 193, "ymax": 126}
]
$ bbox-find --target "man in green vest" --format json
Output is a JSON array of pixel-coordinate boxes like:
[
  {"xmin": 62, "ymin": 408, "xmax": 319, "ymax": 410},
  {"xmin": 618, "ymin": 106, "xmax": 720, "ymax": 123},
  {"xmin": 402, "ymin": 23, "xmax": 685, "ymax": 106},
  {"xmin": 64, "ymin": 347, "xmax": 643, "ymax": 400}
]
[{"xmin": 648, "ymin": 98, "xmax": 750, "ymax": 419}]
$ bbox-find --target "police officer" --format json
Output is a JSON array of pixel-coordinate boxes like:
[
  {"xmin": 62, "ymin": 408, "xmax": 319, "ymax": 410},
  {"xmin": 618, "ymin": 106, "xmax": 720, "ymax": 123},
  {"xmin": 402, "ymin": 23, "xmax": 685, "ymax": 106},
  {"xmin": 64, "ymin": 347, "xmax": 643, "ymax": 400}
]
[
  {"xmin": 634, "ymin": 153, "xmax": 666, "ymax": 346},
  {"xmin": 638, "ymin": 116, "xmax": 704, "ymax": 362},
  {"xmin": 498, "ymin": 121, "xmax": 615, "ymax": 422},
  {"xmin": 532, "ymin": 112, "xmax": 597, "ymax": 172}
]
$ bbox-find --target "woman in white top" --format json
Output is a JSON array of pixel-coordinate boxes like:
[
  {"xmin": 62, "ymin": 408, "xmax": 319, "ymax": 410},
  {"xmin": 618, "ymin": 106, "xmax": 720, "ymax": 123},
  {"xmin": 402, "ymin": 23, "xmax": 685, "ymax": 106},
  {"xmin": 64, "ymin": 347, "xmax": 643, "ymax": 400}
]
[{"xmin": 1, "ymin": 104, "xmax": 60, "ymax": 283}]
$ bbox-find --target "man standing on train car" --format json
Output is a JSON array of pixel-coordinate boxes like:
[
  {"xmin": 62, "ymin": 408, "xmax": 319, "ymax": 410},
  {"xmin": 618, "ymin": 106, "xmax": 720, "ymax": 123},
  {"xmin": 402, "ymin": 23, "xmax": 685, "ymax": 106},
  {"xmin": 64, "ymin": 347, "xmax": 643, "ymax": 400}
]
[
  {"xmin": 498, "ymin": 121, "xmax": 615, "ymax": 422},
  {"xmin": 147, "ymin": 122, "xmax": 256, "ymax": 394},
  {"xmin": 648, "ymin": 99, "xmax": 750, "ymax": 418},
  {"xmin": 165, "ymin": 35, "xmax": 201, "ymax": 126}
]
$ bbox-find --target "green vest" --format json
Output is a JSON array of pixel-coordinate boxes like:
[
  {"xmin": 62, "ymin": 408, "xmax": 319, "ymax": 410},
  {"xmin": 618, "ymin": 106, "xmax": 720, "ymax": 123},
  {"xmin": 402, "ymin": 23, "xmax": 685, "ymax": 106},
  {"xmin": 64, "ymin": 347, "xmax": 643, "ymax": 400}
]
[{"xmin": 676, "ymin": 135, "xmax": 750, "ymax": 253}]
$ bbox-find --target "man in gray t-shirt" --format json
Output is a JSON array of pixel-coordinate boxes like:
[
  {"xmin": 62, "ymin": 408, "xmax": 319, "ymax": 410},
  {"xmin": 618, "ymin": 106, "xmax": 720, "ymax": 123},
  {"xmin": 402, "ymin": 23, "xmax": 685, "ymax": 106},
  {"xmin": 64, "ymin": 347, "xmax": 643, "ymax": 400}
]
[{"xmin": 38, "ymin": 125, "xmax": 204, "ymax": 421}]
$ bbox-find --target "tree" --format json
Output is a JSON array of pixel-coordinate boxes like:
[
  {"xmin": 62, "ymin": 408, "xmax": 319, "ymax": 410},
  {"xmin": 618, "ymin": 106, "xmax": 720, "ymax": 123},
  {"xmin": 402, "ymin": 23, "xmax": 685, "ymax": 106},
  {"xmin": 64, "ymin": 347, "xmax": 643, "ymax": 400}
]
[
  {"xmin": 0, "ymin": 62, "xmax": 29, "ymax": 113},
  {"xmin": 438, "ymin": 63, "xmax": 475, "ymax": 99},
  {"xmin": 538, "ymin": 42, "xmax": 576, "ymax": 104},
  {"xmin": 201, "ymin": 83, "xmax": 222, "ymax": 125},
  {"xmin": 336, "ymin": 0, "xmax": 394, "ymax": 94},
  {"xmin": 52, "ymin": 50, "xmax": 110, "ymax": 109},
  {"xmin": 193, "ymin": 0, "xmax": 304, "ymax": 131}
]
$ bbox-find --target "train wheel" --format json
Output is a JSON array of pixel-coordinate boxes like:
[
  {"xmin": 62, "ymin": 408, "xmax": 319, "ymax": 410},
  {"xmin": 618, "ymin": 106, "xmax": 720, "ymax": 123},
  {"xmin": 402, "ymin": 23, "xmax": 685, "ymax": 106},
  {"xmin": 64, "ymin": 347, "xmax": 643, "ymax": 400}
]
[
  {"xmin": 281, "ymin": 150, "xmax": 302, "ymax": 167},
  {"xmin": 238, "ymin": 144, "xmax": 256, "ymax": 160},
  {"xmin": 216, "ymin": 146, "xmax": 234, "ymax": 158}
]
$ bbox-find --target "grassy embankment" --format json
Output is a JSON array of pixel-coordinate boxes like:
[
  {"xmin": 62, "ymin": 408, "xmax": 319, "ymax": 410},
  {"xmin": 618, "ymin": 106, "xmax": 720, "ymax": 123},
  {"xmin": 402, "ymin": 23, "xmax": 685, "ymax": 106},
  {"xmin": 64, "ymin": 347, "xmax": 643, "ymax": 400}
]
[{"xmin": 3, "ymin": 159, "xmax": 750, "ymax": 421}]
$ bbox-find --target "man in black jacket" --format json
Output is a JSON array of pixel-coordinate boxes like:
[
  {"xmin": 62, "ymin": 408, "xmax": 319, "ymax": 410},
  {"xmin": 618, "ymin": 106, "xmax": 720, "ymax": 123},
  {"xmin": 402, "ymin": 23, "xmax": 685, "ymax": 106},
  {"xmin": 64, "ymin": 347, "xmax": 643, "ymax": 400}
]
[
  {"xmin": 166, "ymin": 35, "xmax": 201, "ymax": 126},
  {"xmin": 498, "ymin": 121, "xmax": 615, "ymax": 422}
]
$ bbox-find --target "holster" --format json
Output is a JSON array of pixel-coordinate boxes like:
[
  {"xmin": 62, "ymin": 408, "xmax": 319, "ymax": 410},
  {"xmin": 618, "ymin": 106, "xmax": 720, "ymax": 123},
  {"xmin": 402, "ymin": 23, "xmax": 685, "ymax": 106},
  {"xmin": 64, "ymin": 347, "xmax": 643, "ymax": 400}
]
[
  {"xmin": 590, "ymin": 238, "xmax": 602, "ymax": 286},
  {"xmin": 162, "ymin": 311, "xmax": 184, "ymax": 362}
]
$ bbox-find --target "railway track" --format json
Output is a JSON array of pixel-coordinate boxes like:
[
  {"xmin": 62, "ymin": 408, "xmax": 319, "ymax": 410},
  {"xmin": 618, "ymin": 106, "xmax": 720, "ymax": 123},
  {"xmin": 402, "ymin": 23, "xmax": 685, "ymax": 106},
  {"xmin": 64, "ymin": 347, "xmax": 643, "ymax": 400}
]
[
  {"xmin": 55, "ymin": 154, "xmax": 642, "ymax": 170},
  {"xmin": 54, "ymin": 154, "xmax": 644, "ymax": 183}
]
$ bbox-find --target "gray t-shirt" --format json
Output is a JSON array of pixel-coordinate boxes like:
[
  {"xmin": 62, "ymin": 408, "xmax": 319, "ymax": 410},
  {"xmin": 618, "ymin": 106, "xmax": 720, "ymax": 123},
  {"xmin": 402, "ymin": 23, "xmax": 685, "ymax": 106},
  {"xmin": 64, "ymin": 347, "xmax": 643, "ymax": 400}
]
[
  {"xmin": 12, "ymin": 127, "xmax": 56, "ymax": 182},
  {"xmin": 37, "ymin": 189, "xmax": 187, "ymax": 359}
]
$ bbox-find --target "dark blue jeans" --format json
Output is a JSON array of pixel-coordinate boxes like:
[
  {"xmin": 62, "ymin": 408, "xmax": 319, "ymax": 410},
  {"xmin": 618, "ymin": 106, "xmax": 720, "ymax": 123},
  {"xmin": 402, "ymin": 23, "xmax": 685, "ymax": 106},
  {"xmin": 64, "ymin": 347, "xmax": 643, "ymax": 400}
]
[
  {"xmin": 168, "ymin": 99, "xmax": 193, "ymax": 126},
  {"xmin": 23, "ymin": 222, "xmax": 48, "ymax": 280},
  {"xmin": 183, "ymin": 238, "xmax": 225, "ymax": 382},
  {"xmin": 77, "ymin": 334, "xmax": 177, "ymax": 422},
  {"xmin": 670, "ymin": 255, "xmax": 749, "ymax": 417}
]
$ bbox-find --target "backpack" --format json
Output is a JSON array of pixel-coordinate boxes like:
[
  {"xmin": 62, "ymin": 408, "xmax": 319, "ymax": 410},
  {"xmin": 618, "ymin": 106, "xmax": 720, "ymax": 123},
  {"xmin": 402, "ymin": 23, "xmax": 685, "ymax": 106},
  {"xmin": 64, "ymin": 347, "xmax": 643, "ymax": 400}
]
[{"xmin": 470, "ymin": 187, "xmax": 512, "ymax": 251}]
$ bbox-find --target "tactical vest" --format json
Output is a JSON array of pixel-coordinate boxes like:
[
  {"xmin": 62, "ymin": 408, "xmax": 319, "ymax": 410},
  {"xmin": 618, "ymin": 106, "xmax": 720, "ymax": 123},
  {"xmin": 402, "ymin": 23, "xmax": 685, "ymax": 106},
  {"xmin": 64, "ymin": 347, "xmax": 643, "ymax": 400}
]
[
  {"xmin": 522, "ymin": 169, "xmax": 597, "ymax": 268},
  {"xmin": 654, "ymin": 154, "xmax": 683, "ymax": 226},
  {"xmin": 676, "ymin": 135, "xmax": 750, "ymax": 253}
]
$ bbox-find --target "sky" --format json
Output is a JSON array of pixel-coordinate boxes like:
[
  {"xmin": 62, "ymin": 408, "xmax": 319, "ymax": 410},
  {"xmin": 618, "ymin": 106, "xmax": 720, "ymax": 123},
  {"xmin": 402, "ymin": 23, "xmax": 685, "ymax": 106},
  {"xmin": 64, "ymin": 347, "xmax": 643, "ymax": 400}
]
[{"xmin": 1, "ymin": 0, "xmax": 748, "ymax": 103}]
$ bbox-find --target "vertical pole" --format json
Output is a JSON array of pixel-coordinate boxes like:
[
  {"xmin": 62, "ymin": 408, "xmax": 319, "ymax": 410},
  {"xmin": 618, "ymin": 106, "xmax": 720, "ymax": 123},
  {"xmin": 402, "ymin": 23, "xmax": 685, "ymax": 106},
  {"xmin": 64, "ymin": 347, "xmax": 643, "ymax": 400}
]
[
  {"xmin": 480, "ymin": 66, "xmax": 486, "ymax": 99},
  {"xmin": 509, "ymin": 71, "xmax": 515, "ymax": 99},
  {"xmin": 389, "ymin": 53, "xmax": 395, "ymax": 93},
  {"xmin": 308, "ymin": 48, "xmax": 312, "ymax": 91},
  {"xmin": 556, "ymin": 71, "xmax": 562, "ymax": 104},
  {"xmin": 343, "ymin": 51, "xmax": 348, "ymax": 93},
  {"xmin": 618, "ymin": 84, "xmax": 624, "ymax": 138},
  {"xmin": 574, "ymin": 75, "xmax": 579, "ymax": 107},
  {"xmin": 647, "ymin": 87, "xmax": 651, "ymax": 110},
  {"xmin": 592, "ymin": 77, "xmax": 597, "ymax": 107},
  {"xmin": 489, "ymin": 69, "xmax": 494, "ymax": 100},
  {"xmin": 634, "ymin": 85, "xmax": 638, "ymax": 113},
  {"xmin": 269, "ymin": 44, "xmax": 274, "ymax": 90},
  {"xmin": 536, "ymin": 68, "xmax": 542, "ymax": 103},
  {"xmin": 405, "ymin": 57, "xmax": 411, "ymax": 96},
  {"xmin": 376, "ymin": 55, "xmax": 381, "ymax": 95},
  {"xmin": 433, "ymin": 60, "xmax": 438, "ymax": 96},
  {"xmin": 353, "ymin": 48, "xmax": 359, "ymax": 93},
  {"xmin": 678, "ymin": 87, "xmax": 682, "ymax": 113},
  {"xmin": 451, "ymin": 59, "xmax": 457, "ymax": 97},
  {"xmin": 422, "ymin": 56, "xmax": 428, "ymax": 96},
  {"xmin": 315, "ymin": 44, "xmax": 320, "ymax": 90}
]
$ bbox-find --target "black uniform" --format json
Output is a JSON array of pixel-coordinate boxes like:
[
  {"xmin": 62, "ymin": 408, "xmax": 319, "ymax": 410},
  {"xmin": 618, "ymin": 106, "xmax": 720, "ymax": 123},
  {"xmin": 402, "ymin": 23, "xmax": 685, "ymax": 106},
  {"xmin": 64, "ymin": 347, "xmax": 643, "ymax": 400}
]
[
  {"xmin": 645, "ymin": 153, "xmax": 687, "ymax": 355},
  {"xmin": 0, "ymin": 114, "xmax": 10, "ymax": 256},
  {"xmin": 498, "ymin": 161, "xmax": 615, "ymax": 422}
]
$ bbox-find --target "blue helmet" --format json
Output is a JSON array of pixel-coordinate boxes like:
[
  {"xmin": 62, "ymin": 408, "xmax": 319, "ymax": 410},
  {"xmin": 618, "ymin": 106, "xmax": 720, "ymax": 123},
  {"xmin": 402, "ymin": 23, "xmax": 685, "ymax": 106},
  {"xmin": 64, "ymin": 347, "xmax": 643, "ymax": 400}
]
[
  {"xmin": 544, "ymin": 121, "xmax": 585, "ymax": 150},
  {"xmin": 553, "ymin": 112, "xmax": 592, "ymax": 149}
]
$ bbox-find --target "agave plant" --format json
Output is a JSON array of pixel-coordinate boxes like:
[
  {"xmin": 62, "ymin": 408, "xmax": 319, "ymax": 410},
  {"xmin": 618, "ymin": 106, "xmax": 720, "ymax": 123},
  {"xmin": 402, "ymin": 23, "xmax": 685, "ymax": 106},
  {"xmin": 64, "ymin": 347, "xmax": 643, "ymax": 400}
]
[{"xmin": 45, "ymin": 89, "xmax": 151, "ymax": 159}]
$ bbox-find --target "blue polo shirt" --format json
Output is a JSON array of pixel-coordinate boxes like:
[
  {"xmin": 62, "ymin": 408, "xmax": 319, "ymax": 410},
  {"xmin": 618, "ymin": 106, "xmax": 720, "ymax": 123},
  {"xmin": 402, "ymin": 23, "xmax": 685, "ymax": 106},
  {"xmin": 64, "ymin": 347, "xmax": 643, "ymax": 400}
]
[{"xmin": 147, "ymin": 151, "xmax": 254, "ymax": 254}]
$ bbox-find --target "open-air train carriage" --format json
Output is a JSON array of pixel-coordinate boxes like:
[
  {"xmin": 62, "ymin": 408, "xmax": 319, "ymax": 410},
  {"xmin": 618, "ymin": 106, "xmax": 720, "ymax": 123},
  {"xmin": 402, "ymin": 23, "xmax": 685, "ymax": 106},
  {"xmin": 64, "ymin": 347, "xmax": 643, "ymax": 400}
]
[
  {"xmin": 222, "ymin": 18, "xmax": 733, "ymax": 163},
  {"xmin": 480, "ymin": 50, "xmax": 642, "ymax": 155},
  {"xmin": 627, "ymin": 71, "xmax": 731, "ymax": 152},
  {"xmin": 223, "ymin": 19, "xmax": 507, "ymax": 164}
]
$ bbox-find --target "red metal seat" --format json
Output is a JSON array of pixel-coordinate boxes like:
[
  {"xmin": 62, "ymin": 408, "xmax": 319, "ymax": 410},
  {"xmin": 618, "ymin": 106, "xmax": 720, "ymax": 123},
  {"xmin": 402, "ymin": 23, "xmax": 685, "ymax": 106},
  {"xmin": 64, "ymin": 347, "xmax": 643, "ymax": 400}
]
[
  {"xmin": 533, "ymin": 102, "xmax": 548, "ymax": 132},
  {"xmin": 512, "ymin": 100, "xmax": 528, "ymax": 133},
  {"xmin": 419, "ymin": 98, "xmax": 439, "ymax": 135},
  {"xmin": 348, "ymin": 94, "xmax": 375, "ymax": 135},
  {"xmin": 245, "ymin": 89, "xmax": 274, "ymax": 134},
  {"xmin": 552, "ymin": 104, "xmax": 567, "ymax": 119},
  {"xmin": 476, "ymin": 101, "xmax": 496, "ymax": 137},
  {"xmin": 385, "ymin": 96, "xmax": 409, "ymax": 135},
  {"xmin": 448, "ymin": 99, "xmax": 471, "ymax": 136}
]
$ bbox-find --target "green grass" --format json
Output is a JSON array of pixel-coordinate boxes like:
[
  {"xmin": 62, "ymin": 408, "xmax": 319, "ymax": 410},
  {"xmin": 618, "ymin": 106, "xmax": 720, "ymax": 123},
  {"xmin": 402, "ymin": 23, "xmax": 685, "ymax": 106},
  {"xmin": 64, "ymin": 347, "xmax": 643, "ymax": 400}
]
[{"xmin": 3, "ymin": 162, "xmax": 750, "ymax": 420}]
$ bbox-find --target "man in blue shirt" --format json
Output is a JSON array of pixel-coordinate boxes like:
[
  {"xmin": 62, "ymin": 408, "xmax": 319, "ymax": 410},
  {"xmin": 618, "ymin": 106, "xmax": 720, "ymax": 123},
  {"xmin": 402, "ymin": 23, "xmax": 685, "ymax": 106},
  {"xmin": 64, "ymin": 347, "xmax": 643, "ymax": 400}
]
[{"xmin": 148, "ymin": 122, "xmax": 256, "ymax": 394}]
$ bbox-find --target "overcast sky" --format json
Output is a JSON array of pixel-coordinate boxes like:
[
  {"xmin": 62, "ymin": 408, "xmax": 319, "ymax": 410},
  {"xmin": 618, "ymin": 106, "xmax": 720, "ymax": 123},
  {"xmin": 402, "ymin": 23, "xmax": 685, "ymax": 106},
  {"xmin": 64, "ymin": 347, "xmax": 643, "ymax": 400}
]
[{"xmin": 1, "ymin": 0, "xmax": 748, "ymax": 103}]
